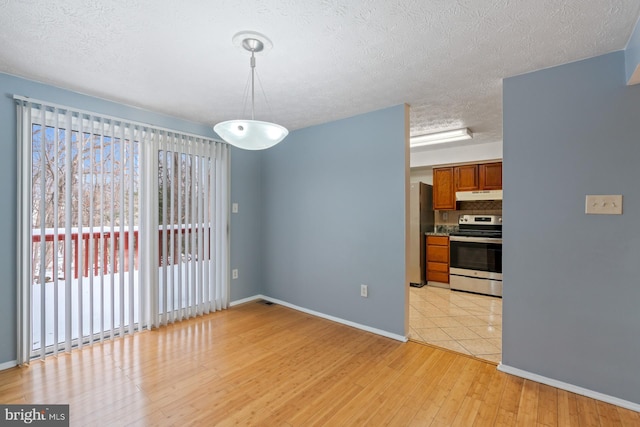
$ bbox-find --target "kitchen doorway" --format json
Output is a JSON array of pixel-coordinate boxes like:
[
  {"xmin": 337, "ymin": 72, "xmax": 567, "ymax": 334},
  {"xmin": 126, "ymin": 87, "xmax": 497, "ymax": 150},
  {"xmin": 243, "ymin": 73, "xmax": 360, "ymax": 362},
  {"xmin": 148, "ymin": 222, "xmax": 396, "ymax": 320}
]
[{"xmin": 408, "ymin": 166, "xmax": 503, "ymax": 364}]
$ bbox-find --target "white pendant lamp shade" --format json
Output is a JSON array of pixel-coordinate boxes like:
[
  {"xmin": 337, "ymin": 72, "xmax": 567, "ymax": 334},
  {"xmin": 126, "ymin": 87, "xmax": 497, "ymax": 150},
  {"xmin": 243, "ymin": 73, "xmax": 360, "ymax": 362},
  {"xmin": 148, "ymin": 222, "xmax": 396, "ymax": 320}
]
[
  {"xmin": 214, "ymin": 31, "xmax": 288, "ymax": 150},
  {"xmin": 214, "ymin": 119, "xmax": 288, "ymax": 150}
]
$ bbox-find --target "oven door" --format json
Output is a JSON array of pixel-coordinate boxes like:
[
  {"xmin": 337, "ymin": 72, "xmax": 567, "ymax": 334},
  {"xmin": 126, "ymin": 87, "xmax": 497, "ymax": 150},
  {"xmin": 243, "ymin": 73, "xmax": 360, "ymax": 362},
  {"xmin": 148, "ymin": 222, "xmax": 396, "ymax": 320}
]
[{"xmin": 449, "ymin": 236, "xmax": 502, "ymax": 274}]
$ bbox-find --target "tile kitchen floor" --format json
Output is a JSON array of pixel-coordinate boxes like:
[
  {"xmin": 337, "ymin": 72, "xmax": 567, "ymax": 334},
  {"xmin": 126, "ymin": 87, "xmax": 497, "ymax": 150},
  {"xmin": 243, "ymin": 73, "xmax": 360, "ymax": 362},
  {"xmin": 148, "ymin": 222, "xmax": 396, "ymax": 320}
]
[{"xmin": 409, "ymin": 285, "xmax": 502, "ymax": 364}]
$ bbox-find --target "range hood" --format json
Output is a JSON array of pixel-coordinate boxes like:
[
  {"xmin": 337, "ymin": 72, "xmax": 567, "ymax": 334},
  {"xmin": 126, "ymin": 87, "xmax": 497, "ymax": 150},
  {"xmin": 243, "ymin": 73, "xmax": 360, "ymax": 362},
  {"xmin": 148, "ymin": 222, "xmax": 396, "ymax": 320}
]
[{"xmin": 456, "ymin": 189, "xmax": 503, "ymax": 201}]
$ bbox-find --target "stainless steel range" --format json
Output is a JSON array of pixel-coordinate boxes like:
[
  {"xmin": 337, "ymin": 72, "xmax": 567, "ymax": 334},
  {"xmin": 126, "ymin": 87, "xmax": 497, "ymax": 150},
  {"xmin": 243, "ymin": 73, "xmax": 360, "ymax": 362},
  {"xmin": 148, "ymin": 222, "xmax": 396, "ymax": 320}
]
[{"xmin": 449, "ymin": 215, "xmax": 502, "ymax": 297}]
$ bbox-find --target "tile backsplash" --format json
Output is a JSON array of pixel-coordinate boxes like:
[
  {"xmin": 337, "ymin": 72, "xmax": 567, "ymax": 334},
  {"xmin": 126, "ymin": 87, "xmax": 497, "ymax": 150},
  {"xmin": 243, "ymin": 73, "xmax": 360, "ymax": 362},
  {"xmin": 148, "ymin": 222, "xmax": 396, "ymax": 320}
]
[
  {"xmin": 459, "ymin": 200, "xmax": 502, "ymax": 211},
  {"xmin": 434, "ymin": 200, "xmax": 502, "ymax": 228}
]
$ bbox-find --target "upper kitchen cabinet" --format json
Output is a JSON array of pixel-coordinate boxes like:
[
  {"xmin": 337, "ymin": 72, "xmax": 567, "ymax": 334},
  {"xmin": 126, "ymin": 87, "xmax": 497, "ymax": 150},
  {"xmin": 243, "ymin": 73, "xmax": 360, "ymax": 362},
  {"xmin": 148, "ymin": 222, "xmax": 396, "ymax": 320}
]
[
  {"xmin": 454, "ymin": 162, "xmax": 503, "ymax": 192},
  {"xmin": 454, "ymin": 164, "xmax": 479, "ymax": 191},
  {"xmin": 433, "ymin": 167, "xmax": 455, "ymax": 210},
  {"xmin": 433, "ymin": 161, "xmax": 503, "ymax": 210},
  {"xmin": 479, "ymin": 162, "xmax": 502, "ymax": 190}
]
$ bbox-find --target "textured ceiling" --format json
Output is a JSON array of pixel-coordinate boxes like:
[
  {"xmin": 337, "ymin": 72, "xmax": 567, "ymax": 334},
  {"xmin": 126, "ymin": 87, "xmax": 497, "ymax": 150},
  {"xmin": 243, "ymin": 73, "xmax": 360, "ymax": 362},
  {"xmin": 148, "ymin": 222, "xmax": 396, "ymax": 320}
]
[{"xmin": 1, "ymin": 0, "xmax": 639, "ymax": 152}]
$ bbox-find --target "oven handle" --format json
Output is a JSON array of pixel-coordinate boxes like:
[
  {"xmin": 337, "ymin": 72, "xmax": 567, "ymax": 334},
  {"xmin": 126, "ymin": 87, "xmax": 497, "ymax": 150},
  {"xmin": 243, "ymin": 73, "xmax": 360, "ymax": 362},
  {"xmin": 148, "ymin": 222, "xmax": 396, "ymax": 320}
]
[{"xmin": 449, "ymin": 235, "xmax": 502, "ymax": 244}]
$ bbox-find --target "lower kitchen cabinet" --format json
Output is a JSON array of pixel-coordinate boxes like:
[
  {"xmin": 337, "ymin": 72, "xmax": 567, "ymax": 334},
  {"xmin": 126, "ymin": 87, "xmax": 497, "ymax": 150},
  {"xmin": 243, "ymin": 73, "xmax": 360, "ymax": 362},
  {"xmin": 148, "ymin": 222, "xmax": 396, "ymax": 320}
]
[{"xmin": 426, "ymin": 235, "xmax": 450, "ymax": 285}]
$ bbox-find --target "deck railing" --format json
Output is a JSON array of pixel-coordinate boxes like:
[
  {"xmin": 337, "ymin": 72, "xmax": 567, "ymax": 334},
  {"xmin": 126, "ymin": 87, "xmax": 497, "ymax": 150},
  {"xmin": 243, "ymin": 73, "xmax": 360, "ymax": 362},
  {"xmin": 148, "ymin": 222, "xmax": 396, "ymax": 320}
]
[{"xmin": 32, "ymin": 225, "xmax": 209, "ymax": 280}]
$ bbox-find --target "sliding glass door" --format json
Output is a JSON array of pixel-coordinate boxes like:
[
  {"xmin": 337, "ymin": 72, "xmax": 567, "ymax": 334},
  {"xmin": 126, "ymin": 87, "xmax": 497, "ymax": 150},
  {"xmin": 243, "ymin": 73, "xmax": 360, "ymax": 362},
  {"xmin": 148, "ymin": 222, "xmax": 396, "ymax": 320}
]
[{"xmin": 16, "ymin": 97, "xmax": 229, "ymax": 363}]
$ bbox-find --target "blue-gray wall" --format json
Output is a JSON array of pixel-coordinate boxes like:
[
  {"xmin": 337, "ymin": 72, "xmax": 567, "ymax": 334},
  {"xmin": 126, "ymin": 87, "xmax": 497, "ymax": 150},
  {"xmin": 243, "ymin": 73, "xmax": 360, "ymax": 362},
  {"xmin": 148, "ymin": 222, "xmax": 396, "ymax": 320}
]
[
  {"xmin": 0, "ymin": 72, "xmax": 263, "ymax": 365},
  {"xmin": 503, "ymin": 51, "xmax": 640, "ymax": 404},
  {"xmin": 625, "ymin": 16, "xmax": 640, "ymax": 82},
  {"xmin": 229, "ymin": 149, "xmax": 264, "ymax": 300},
  {"xmin": 261, "ymin": 105, "xmax": 407, "ymax": 336}
]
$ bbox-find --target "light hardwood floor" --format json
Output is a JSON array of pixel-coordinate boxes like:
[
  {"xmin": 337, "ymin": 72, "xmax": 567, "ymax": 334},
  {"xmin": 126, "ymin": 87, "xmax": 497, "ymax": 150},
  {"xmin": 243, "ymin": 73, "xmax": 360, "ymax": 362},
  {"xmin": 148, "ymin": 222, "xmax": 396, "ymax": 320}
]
[{"xmin": 0, "ymin": 301, "xmax": 637, "ymax": 426}]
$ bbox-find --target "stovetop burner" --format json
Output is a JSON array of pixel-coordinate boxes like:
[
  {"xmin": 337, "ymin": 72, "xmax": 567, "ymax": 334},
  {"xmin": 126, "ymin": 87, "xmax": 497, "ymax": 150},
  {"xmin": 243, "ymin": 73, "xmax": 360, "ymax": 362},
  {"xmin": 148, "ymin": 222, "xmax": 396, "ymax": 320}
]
[
  {"xmin": 452, "ymin": 214, "xmax": 502, "ymax": 238},
  {"xmin": 450, "ymin": 229, "xmax": 502, "ymax": 238}
]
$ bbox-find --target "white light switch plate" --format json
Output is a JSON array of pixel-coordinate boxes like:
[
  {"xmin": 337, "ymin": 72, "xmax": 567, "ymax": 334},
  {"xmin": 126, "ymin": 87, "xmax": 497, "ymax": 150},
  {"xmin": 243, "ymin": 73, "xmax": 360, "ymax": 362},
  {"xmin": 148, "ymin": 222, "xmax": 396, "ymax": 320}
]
[
  {"xmin": 585, "ymin": 195, "xmax": 623, "ymax": 215},
  {"xmin": 232, "ymin": 203, "xmax": 238, "ymax": 213}
]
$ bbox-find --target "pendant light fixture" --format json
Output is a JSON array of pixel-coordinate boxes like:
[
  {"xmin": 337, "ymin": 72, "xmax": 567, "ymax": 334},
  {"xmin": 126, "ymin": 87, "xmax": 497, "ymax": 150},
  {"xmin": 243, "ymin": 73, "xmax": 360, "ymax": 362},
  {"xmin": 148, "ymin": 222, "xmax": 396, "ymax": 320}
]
[{"xmin": 214, "ymin": 31, "xmax": 288, "ymax": 150}]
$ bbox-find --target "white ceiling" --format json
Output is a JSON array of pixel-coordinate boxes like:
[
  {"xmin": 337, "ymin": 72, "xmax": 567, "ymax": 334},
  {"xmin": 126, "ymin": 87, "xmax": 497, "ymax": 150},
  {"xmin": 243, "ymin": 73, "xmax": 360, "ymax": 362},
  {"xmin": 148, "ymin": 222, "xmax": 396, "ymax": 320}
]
[{"xmin": 1, "ymin": 0, "xmax": 639, "ymax": 151}]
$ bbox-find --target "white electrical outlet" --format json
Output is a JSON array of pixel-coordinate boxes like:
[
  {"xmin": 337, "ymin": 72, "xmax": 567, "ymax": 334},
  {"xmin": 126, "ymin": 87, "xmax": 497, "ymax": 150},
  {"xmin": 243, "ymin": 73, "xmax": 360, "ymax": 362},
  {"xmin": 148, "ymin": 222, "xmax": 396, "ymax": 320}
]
[
  {"xmin": 232, "ymin": 269, "xmax": 238, "ymax": 279},
  {"xmin": 232, "ymin": 203, "xmax": 239, "ymax": 213},
  {"xmin": 360, "ymin": 284, "xmax": 368, "ymax": 298},
  {"xmin": 585, "ymin": 195, "xmax": 623, "ymax": 215}
]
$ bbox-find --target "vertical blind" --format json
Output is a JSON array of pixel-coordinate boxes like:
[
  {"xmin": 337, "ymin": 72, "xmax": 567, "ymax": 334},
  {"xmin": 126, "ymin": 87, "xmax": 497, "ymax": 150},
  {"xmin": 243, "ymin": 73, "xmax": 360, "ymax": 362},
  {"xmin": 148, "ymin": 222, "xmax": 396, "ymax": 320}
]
[{"xmin": 16, "ymin": 96, "xmax": 229, "ymax": 364}]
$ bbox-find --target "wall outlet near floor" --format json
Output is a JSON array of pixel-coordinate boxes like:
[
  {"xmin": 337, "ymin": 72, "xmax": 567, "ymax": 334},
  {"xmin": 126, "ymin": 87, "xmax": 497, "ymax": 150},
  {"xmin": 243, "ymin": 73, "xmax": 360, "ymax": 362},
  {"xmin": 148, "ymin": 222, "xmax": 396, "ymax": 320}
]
[
  {"xmin": 360, "ymin": 284, "xmax": 368, "ymax": 298},
  {"xmin": 585, "ymin": 194, "xmax": 623, "ymax": 215},
  {"xmin": 232, "ymin": 269, "xmax": 238, "ymax": 279}
]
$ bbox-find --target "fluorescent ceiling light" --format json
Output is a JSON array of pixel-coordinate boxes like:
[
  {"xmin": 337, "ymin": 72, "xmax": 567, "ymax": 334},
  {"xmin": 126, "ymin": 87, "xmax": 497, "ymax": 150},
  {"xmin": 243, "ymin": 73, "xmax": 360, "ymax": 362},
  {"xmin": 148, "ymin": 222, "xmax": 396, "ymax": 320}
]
[{"xmin": 410, "ymin": 128, "xmax": 473, "ymax": 147}]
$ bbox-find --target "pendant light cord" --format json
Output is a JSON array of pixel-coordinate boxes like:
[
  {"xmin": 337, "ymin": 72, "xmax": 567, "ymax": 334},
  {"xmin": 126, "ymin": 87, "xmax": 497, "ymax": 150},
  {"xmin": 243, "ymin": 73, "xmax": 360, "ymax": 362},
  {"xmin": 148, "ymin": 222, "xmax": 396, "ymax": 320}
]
[{"xmin": 250, "ymin": 51, "xmax": 256, "ymax": 120}]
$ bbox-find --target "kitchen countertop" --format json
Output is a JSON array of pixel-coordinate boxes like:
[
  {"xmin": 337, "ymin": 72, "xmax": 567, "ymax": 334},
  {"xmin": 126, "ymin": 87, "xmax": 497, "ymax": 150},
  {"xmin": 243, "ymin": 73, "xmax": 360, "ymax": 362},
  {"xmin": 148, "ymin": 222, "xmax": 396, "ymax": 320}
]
[{"xmin": 426, "ymin": 226, "xmax": 458, "ymax": 236}]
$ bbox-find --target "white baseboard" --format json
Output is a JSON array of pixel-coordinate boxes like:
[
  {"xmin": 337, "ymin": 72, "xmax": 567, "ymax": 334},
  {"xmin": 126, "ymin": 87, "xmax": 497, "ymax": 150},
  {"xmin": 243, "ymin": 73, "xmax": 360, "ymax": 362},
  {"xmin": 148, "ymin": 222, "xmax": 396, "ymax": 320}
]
[
  {"xmin": 229, "ymin": 294, "xmax": 263, "ymax": 307},
  {"xmin": 0, "ymin": 360, "xmax": 17, "ymax": 371},
  {"xmin": 498, "ymin": 363, "xmax": 640, "ymax": 413},
  {"xmin": 259, "ymin": 295, "xmax": 407, "ymax": 343}
]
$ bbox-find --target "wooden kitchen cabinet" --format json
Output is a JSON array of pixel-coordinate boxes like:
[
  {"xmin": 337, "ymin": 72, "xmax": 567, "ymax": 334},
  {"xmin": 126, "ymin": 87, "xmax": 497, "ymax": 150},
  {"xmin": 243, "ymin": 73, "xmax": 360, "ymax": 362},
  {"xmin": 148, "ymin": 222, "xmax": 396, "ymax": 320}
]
[
  {"xmin": 433, "ymin": 162, "xmax": 502, "ymax": 211},
  {"xmin": 454, "ymin": 162, "xmax": 503, "ymax": 192},
  {"xmin": 454, "ymin": 164, "xmax": 479, "ymax": 191},
  {"xmin": 479, "ymin": 162, "xmax": 502, "ymax": 190},
  {"xmin": 426, "ymin": 235, "xmax": 449, "ymax": 284},
  {"xmin": 432, "ymin": 167, "xmax": 455, "ymax": 210}
]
